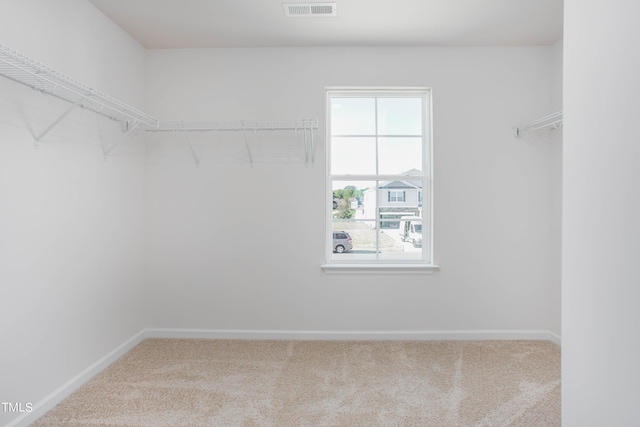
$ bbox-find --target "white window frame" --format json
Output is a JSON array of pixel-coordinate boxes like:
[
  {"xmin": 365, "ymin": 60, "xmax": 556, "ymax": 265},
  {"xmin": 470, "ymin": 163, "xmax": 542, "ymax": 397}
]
[{"xmin": 322, "ymin": 87, "xmax": 438, "ymax": 274}]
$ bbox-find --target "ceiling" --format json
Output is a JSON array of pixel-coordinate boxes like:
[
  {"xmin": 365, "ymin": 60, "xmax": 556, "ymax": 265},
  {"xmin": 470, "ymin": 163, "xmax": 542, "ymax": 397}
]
[{"xmin": 88, "ymin": 0, "xmax": 563, "ymax": 49}]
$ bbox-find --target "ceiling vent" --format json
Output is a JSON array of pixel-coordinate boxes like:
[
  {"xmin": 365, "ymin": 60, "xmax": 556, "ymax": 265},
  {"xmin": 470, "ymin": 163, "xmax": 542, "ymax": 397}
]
[{"xmin": 283, "ymin": 2, "xmax": 337, "ymax": 17}]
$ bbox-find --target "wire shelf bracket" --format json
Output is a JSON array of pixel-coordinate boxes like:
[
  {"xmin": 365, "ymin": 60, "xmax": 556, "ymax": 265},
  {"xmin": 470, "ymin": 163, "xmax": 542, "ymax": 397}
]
[
  {"xmin": 514, "ymin": 111, "xmax": 563, "ymax": 137},
  {"xmin": 181, "ymin": 128, "xmax": 201, "ymax": 168},
  {"xmin": 101, "ymin": 120, "xmax": 143, "ymax": 160},
  {"xmin": 0, "ymin": 43, "xmax": 159, "ymax": 147}
]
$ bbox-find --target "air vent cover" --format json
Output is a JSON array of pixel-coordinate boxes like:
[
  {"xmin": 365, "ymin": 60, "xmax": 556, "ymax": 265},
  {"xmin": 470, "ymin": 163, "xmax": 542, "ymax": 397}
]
[{"xmin": 283, "ymin": 2, "xmax": 337, "ymax": 17}]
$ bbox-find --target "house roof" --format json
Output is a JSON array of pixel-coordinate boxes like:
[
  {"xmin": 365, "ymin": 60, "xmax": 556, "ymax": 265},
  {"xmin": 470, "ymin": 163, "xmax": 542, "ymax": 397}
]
[
  {"xmin": 379, "ymin": 180, "xmax": 422, "ymax": 190},
  {"xmin": 363, "ymin": 169, "xmax": 424, "ymax": 192}
]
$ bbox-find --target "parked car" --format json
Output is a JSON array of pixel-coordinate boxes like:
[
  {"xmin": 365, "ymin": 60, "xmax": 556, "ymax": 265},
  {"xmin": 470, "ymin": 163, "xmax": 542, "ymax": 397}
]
[{"xmin": 332, "ymin": 231, "xmax": 353, "ymax": 253}]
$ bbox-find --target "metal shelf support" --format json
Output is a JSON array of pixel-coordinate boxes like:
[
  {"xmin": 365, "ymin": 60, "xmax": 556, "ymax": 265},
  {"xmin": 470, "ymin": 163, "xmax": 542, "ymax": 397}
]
[
  {"xmin": 182, "ymin": 128, "xmax": 201, "ymax": 168},
  {"xmin": 241, "ymin": 121, "xmax": 254, "ymax": 166},
  {"xmin": 102, "ymin": 120, "xmax": 142, "ymax": 159},
  {"xmin": 34, "ymin": 94, "xmax": 87, "ymax": 145}
]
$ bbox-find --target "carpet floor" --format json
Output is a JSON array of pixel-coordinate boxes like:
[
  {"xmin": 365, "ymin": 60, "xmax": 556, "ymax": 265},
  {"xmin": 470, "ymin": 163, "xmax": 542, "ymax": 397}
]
[{"xmin": 33, "ymin": 339, "xmax": 560, "ymax": 427}]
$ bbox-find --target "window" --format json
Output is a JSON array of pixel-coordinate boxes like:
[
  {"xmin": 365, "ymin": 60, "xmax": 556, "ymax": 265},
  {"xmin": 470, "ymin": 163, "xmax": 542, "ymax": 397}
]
[
  {"xmin": 388, "ymin": 191, "xmax": 405, "ymax": 202},
  {"xmin": 324, "ymin": 88, "xmax": 436, "ymax": 273}
]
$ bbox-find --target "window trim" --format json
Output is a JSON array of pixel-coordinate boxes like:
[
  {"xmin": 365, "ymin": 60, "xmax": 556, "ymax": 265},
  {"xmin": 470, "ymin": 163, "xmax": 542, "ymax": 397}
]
[
  {"xmin": 321, "ymin": 263, "xmax": 439, "ymax": 275},
  {"xmin": 323, "ymin": 87, "xmax": 438, "ymax": 273}
]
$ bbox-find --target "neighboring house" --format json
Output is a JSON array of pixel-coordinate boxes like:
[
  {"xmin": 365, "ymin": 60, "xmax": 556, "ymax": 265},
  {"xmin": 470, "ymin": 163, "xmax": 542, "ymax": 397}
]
[{"xmin": 362, "ymin": 170, "xmax": 423, "ymax": 228}]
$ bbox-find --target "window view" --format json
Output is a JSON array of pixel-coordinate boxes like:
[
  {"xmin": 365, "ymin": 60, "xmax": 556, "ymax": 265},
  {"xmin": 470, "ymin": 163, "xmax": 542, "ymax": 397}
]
[{"xmin": 327, "ymin": 88, "xmax": 431, "ymax": 263}]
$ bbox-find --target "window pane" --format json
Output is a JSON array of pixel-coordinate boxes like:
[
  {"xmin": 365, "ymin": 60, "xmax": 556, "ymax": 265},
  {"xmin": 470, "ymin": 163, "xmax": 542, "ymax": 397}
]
[
  {"xmin": 378, "ymin": 137, "xmax": 423, "ymax": 175},
  {"xmin": 331, "ymin": 98, "xmax": 375, "ymax": 136},
  {"xmin": 377, "ymin": 97, "xmax": 423, "ymax": 136},
  {"xmin": 330, "ymin": 137, "xmax": 376, "ymax": 175}
]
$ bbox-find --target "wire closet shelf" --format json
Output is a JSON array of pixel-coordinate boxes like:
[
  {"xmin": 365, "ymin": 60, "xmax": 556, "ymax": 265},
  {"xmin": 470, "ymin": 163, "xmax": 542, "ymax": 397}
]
[
  {"xmin": 514, "ymin": 111, "xmax": 563, "ymax": 137},
  {"xmin": 148, "ymin": 119, "xmax": 319, "ymax": 166},
  {"xmin": 0, "ymin": 43, "xmax": 319, "ymax": 164},
  {"xmin": 0, "ymin": 43, "xmax": 159, "ymax": 142},
  {"xmin": 150, "ymin": 119, "xmax": 319, "ymax": 132}
]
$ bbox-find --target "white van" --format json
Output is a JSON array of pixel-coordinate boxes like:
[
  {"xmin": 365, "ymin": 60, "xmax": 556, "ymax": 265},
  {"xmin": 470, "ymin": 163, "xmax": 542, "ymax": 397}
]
[{"xmin": 398, "ymin": 216, "xmax": 422, "ymax": 248}]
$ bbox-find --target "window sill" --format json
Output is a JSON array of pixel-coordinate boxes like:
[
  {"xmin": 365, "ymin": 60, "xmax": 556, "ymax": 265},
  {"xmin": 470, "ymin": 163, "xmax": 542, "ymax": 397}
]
[{"xmin": 321, "ymin": 263, "xmax": 440, "ymax": 275}]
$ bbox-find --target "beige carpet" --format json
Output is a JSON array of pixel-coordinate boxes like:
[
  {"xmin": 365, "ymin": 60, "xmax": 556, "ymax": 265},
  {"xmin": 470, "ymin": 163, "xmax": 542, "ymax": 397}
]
[{"xmin": 33, "ymin": 339, "xmax": 560, "ymax": 426}]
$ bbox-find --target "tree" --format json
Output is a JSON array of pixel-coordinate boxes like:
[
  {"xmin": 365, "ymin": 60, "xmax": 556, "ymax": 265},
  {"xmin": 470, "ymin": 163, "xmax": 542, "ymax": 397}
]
[
  {"xmin": 336, "ymin": 198, "xmax": 354, "ymax": 219},
  {"xmin": 333, "ymin": 186, "xmax": 357, "ymax": 219}
]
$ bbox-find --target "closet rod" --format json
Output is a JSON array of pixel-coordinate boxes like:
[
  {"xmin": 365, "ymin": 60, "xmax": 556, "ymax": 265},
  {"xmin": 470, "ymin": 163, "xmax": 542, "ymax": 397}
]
[{"xmin": 514, "ymin": 111, "xmax": 563, "ymax": 137}]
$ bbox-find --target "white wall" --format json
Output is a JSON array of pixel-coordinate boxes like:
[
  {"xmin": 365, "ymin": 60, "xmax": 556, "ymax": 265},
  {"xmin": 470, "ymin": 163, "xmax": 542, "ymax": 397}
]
[
  {"xmin": 549, "ymin": 40, "xmax": 563, "ymax": 337},
  {"xmin": 145, "ymin": 47, "xmax": 561, "ymax": 335},
  {"xmin": 0, "ymin": 1, "xmax": 148, "ymax": 425},
  {"xmin": 563, "ymin": 0, "xmax": 640, "ymax": 425}
]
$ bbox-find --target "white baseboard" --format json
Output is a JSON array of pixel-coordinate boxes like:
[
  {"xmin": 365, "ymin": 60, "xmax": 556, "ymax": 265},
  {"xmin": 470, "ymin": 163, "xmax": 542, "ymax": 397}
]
[
  {"xmin": 5, "ymin": 329, "xmax": 148, "ymax": 427},
  {"xmin": 146, "ymin": 328, "xmax": 562, "ymax": 345},
  {"xmin": 9, "ymin": 327, "xmax": 560, "ymax": 426},
  {"xmin": 545, "ymin": 331, "xmax": 562, "ymax": 346}
]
